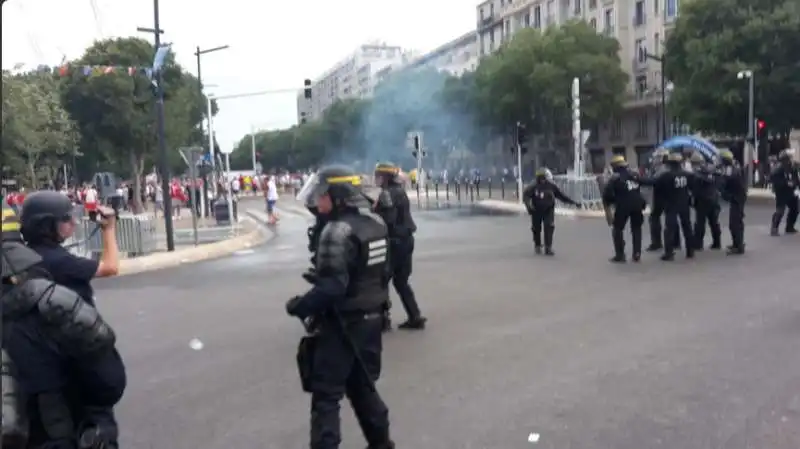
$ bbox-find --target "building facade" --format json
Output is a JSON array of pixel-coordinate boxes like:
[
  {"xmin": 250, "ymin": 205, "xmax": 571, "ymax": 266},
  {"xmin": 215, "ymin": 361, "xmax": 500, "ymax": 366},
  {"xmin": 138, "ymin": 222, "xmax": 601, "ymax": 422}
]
[
  {"xmin": 296, "ymin": 43, "xmax": 414, "ymax": 124},
  {"xmin": 475, "ymin": 0, "xmax": 684, "ymax": 170},
  {"xmin": 407, "ymin": 31, "xmax": 479, "ymax": 76}
]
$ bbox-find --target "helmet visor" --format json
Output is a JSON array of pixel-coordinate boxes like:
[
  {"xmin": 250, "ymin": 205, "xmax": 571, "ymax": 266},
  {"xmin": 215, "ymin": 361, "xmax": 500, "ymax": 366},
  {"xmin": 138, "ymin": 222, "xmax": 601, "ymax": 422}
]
[{"xmin": 295, "ymin": 173, "xmax": 325, "ymax": 209}]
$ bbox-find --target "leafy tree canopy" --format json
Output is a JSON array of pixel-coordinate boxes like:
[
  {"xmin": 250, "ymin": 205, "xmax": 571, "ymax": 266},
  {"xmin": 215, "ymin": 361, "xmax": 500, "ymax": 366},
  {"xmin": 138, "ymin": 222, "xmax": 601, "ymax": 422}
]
[{"xmin": 664, "ymin": 0, "xmax": 800, "ymax": 136}]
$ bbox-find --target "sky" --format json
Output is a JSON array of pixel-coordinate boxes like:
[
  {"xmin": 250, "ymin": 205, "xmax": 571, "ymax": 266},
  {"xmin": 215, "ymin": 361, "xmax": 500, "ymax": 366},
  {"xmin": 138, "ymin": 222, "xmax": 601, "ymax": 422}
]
[{"xmin": 1, "ymin": 0, "xmax": 477, "ymax": 152}]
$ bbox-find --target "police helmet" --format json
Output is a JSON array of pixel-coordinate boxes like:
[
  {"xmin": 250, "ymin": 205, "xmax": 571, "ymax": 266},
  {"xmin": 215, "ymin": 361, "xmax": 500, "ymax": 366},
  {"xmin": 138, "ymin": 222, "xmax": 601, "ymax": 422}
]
[
  {"xmin": 374, "ymin": 161, "xmax": 400, "ymax": 184},
  {"xmin": 689, "ymin": 152, "xmax": 705, "ymax": 164},
  {"xmin": 2, "ymin": 205, "xmax": 22, "ymax": 242},
  {"xmin": 296, "ymin": 165, "xmax": 365, "ymax": 211},
  {"xmin": 610, "ymin": 155, "xmax": 627, "ymax": 167},
  {"xmin": 719, "ymin": 150, "xmax": 735, "ymax": 164},
  {"xmin": 19, "ymin": 190, "xmax": 75, "ymax": 244},
  {"xmin": 666, "ymin": 152, "xmax": 684, "ymax": 163}
]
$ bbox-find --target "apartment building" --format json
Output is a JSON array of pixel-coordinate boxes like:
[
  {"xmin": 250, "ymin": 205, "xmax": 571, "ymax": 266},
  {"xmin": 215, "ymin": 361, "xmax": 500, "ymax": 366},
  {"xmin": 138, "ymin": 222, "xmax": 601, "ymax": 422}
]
[
  {"xmin": 475, "ymin": 0, "xmax": 683, "ymax": 170},
  {"xmin": 296, "ymin": 43, "xmax": 413, "ymax": 124},
  {"xmin": 374, "ymin": 32, "xmax": 478, "ymax": 88}
]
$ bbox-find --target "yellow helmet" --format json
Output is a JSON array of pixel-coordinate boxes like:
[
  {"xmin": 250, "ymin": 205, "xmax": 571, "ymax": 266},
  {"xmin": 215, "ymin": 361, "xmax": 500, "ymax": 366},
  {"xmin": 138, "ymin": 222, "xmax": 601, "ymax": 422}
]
[
  {"xmin": 610, "ymin": 155, "xmax": 627, "ymax": 166},
  {"xmin": 719, "ymin": 150, "xmax": 734, "ymax": 161},
  {"xmin": 667, "ymin": 152, "xmax": 683, "ymax": 162}
]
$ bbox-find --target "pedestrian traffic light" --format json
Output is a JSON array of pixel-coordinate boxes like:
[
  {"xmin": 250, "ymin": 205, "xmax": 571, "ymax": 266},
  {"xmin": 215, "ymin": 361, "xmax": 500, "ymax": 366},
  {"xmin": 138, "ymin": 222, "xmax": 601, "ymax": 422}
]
[
  {"xmin": 412, "ymin": 135, "xmax": 420, "ymax": 151},
  {"xmin": 516, "ymin": 123, "xmax": 526, "ymax": 144},
  {"xmin": 756, "ymin": 119, "xmax": 766, "ymax": 136},
  {"xmin": 303, "ymin": 79, "xmax": 312, "ymax": 99}
]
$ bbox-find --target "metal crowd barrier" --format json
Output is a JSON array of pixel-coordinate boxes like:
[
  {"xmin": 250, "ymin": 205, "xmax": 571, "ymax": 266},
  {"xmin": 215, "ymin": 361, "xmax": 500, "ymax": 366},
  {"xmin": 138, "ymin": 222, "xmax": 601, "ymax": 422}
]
[
  {"xmin": 410, "ymin": 175, "xmax": 605, "ymax": 211},
  {"xmin": 63, "ymin": 211, "xmax": 158, "ymax": 258}
]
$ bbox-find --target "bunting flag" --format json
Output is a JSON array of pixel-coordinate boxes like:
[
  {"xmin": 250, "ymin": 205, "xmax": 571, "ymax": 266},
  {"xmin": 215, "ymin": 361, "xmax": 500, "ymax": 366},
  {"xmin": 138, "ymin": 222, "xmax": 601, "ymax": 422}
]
[{"xmin": 32, "ymin": 64, "xmax": 154, "ymax": 80}]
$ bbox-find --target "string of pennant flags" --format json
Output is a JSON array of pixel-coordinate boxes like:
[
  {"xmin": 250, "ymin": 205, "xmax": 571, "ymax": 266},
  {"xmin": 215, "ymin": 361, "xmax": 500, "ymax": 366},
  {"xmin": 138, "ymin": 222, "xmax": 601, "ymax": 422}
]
[{"xmin": 30, "ymin": 64, "xmax": 155, "ymax": 79}]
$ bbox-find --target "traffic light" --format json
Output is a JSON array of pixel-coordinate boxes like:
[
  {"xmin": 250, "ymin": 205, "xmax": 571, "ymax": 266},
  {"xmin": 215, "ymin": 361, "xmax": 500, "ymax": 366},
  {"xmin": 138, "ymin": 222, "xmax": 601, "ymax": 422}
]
[
  {"xmin": 303, "ymin": 79, "xmax": 312, "ymax": 99},
  {"xmin": 516, "ymin": 123, "xmax": 526, "ymax": 145},
  {"xmin": 300, "ymin": 112, "xmax": 307, "ymax": 125},
  {"xmin": 412, "ymin": 135, "xmax": 420, "ymax": 151},
  {"xmin": 756, "ymin": 119, "xmax": 766, "ymax": 137}
]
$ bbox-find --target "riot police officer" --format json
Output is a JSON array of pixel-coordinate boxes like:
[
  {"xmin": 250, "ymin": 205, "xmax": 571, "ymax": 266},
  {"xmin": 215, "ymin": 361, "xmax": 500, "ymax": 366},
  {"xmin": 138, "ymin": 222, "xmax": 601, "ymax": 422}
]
[
  {"xmin": 602, "ymin": 155, "xmax": 647, "ymax": 263},
  {"xmin": 372, "ymin": 162, "xmax": 426, "ymax": 330},
  {"xmin": 646, "ymin": 149, "xmax": 676, "ymax": 251},
  {"xmin": 689, "ymin": 152, "xmax": 722, "ymax": 250},
  {"xmin": 718, "ymin": 150, "xmax": 747, "ymax": 254},
  {"xmin": 649, "ymin": 152, "xmax": 695, "ymax": 261},
  {"xmin": 522, "ymin": 168, "xmax": 579, "ymax": 255},
  {"xmin": 287, "ymin": 165, "xmax": 394, "ymax": 449},
  {"xmin": 2, "ymin": 205, "xmax": 123, "ymax": 449},
  {"xmin": 769, "ymin": 150, "xmax": 799, "ymax": 235}
]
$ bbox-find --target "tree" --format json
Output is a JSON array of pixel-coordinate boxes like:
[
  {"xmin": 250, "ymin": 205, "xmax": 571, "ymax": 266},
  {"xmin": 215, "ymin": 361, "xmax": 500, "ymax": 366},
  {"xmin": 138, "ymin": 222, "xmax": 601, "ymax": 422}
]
[
  {"xmin": 1, "ymin": 71, "xmax": 79, "ymax": 188},
  {"xmin": 61, "ymin": 37, "xmax": 211, "ymax": 211},
  {"xmin": 664, "ymin": 0, "xmax": 800, "ymax": 138},
  {"xmin": 473, "ymin": 21, "xmax": 627, "ymax": 153}
]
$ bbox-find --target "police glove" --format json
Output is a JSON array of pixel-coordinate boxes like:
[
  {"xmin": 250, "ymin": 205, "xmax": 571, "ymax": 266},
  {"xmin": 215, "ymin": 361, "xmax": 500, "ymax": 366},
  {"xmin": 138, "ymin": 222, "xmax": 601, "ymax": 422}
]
[
  {"xmin": 286, "ymin": 295, "xmax": 303, "ymax": 317},
  {"xmin": 302, "ymin": 269, "xmax": 318, "ymax": 285}
]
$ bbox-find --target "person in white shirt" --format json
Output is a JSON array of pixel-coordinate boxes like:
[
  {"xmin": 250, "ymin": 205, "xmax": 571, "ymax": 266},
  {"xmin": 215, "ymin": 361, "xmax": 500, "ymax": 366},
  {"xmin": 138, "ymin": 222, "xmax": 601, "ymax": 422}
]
[
  {"xmin": 153, "ymin": 184, "xmax": 164, "ymax": 218},
  {"xmin": 266, "ymin": 176, "xmax": 280, "ymax": 224}
]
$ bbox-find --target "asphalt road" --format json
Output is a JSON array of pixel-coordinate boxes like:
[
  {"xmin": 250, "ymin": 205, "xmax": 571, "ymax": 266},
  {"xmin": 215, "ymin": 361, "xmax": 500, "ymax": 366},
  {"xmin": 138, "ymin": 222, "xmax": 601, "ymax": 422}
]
[{"xmin": 93, "ymin": 202, "xmax": 800, "ymax": 449}]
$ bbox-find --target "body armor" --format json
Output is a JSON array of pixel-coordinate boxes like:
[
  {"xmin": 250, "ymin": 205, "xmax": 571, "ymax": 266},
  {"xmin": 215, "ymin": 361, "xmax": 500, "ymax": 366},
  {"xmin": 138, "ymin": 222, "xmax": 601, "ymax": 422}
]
[
  {"xmin": 386, "ymin": 184, "xmax": 416, "ymax": 238},
  {"xmin": 316, "ymin": 212, "xmax": 390, "ymax": 313}
]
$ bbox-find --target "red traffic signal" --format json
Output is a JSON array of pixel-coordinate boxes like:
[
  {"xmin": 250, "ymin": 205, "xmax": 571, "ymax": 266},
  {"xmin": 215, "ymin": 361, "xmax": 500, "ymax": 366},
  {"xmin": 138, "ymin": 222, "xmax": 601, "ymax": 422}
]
[{"xmin": 756, "ymin": 119, "xmax": 765, "ymax": 130}]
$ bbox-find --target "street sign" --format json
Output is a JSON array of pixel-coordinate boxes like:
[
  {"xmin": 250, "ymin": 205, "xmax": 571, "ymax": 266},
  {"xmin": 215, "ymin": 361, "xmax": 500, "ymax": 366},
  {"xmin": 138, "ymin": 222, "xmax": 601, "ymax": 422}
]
[{"xmin": 255, "ymin": 162, "xmax": 263, "ymax": 175}]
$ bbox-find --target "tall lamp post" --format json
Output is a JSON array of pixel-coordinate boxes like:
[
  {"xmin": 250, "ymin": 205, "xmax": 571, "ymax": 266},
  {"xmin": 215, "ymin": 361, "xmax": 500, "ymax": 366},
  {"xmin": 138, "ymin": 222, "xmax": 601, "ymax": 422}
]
[
  {"xmin": 136, "ymin": 0, "xmax": 174, "ymax": 252},
  {"xmin": 194, "ymin": 44, "xmax": 229, "ymax": 216},
  {"xmin": 645, "ymin": 51, "xmax": 667, "ymax": 141},
  {"xmin": 737, "ymin": 69, "xmax": 754, "ymax": 187}
]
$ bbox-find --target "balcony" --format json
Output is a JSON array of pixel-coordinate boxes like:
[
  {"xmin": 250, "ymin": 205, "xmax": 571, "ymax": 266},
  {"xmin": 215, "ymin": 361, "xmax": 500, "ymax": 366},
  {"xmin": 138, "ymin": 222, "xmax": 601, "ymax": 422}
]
[
  {"xmin": 624, "ymin": 89, "xmax": 660, "ymax": 109},
  {"xmin": 631, "ymin": 56, "xmax": 648, "ymax": 74},
  {"xmin": 478, "ymin": 15, "xmax": 497, "ymax": 29}
]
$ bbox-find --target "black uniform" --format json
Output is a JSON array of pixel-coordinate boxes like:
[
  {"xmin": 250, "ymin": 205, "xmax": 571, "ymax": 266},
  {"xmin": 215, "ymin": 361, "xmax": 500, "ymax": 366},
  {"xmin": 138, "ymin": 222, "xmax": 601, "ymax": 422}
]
[
  {"xmin": 522, "ymin": 179, "xmax": 577, "ymax": 254},
  {"xmin": 374, "ymin": 182, "xmax": 424, "ymax": 328},
  {"xmin": 647, "ymin": 165, "xmax": 668, "ymax": 250},
  {"xmin": 287, "ymin": 192, "xmax": 393, "ymax": 448},
  {"xmin": 769, "ymin": 164, "xmax": 799, "ymax": 234},
  {"xmin": 1, "ymin": 240, "xmax": 123, "ymax": 449},
  {"xmin": 691, "ymin": 163, "xmax": 722, "ymax": 249},
  {"xmin": 602, "ymin": 168, "xmax": 646, "ymax": 261},
  {"xmin": 651, "ymin": 165, "xmax": 695, "ymax": 259},
  {"xmin": 719, "ymin": 163, "xmax": 747, "ymax": 253}
]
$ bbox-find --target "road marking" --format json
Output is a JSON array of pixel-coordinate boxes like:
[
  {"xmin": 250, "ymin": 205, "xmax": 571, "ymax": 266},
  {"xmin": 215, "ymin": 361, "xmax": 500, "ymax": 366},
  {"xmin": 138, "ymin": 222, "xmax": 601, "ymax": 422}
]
[
  {"xmin": 274, "ymin": 245, "xmax": 295, "ymax": 251},
  {"xmin": 234, "ymin": 249, "xmax": 255, "ymax": 256}
]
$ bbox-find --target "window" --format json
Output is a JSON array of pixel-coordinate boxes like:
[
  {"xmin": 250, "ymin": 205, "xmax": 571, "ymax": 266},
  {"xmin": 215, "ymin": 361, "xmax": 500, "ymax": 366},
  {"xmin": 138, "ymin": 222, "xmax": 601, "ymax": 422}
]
[
  {"xmin": 574, "ymin": 0, "xmax": 581, "ymax": 15},
  {"xmin": 589, "ymin": 0, "xmax": 597, "ymax": 9},
  {"xmin": 666, "ymin": 0, "xmax": 678, "ymax": 18},
  {"xmin": 490, "ymin": 3, "xmax": 494, "ymax": 16},
  {"xmin": 504, "ymin": 19, "xmax": 511, "ymax": 37},
  {"xmin": 654, "ymin": 0, "xmax": 659, "ymax": 15},
  {"xmin": 634, "ymin": 0, "xmax": 645, "ymax": 26},
  {"xmin": 524, "ymin": 12, "xmax": 530, "ymax": 27},
  {"xmin": 604, "ymin": 8, "xmax": 614, "ymax": 34},
  {"xmin": 636, "ymin": 75, "xmax": 648, "ymax": 98},
  {"xmin": 637, "ymin": 112, "xmax": 649, "ymax": 138},
  {"xmin": 635, "ymin": 38, "xmax": 647, "ymax": 63},
  {"xmin": 546, "ymin": 0, "xmax": 555, "ymax": 25},
  {"xmin": 480, "ymin": 8, "xmax": 485, "ymax": 20},
  {"xmin": 589, "ymin": 18, "xmax": 597, "ymax": 29},
  {"xmin": 611, "ymin": 117, "xmax": 623, "ymax": 140},
  {"xmin": 654, "ymin": 33, "xmax": 660, "ymax": 55},
  {"xmin": 533, "ymin": 6, "xmax": 542, "ymax": 28}
]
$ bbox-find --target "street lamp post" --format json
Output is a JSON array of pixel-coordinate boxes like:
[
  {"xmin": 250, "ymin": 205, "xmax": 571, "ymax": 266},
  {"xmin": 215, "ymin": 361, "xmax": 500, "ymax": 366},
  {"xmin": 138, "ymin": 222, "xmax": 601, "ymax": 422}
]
[
  {"xmin": 136, "ymin": 0, "xmax": 174, "ymax": 252},
  {"xmin": 737, "ymin": 69, "xmax": 755, "ymax": 187},
  {"xmin": 194, "ymin": 44, "xmax": 229, "ymax": 217},
  {"xmin": 645, "ymin": 52, "xmax": 667, "ymax": 141}
]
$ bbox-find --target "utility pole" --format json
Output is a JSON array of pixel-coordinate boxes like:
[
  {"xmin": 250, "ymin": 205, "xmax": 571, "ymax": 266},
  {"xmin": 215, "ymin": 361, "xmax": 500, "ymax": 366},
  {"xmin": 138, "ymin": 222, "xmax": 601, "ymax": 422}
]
[
  {"xmin": 136, "ymin": 0, "xmax": 174, "ymax": 251},
  {"xmin": 194, "ymin": 44, "xmax": 229, "ymax": 217},
  {"xmin": 645, "ymin": 52, "xmax": 667, "ymax": 142}
]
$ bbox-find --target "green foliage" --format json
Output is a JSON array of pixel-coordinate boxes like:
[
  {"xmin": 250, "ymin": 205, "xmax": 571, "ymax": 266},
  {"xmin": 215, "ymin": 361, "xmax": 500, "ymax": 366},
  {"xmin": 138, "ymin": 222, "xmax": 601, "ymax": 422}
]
[
  {"xmin": 475, "ymin": 21, "xmax": 627, "ymax": 135},
  {"xmin": 664, "ymin": 0, "xmax": 800, "ymax": 136},
  {"xmin": 230, "ymin": 21, "xmax": 627, "ymax": 169},
  {"xmin": 1, "ymin": 72, "xmax": 79, "ymax": 188}
]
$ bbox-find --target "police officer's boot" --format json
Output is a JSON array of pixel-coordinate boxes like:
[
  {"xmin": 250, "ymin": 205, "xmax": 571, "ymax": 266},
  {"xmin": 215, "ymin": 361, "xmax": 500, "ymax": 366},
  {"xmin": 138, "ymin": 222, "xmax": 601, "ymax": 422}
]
[
  {"xmin": 543, "ymin": 226, "xmax": 555, "ymax": 256},
  {"xmin": 609, "ymin": 228, "xmax": 626, "ymax": 263},
  {"xmin": 771, "ymin": 209, "xmax": 783, "ymax": 236},
  {"xmin": 631, "ymin": 227, "xmax": 642, "ymax": 262},
  {"xmin": 532, "ymin": 228, "xmax": 542, "ymax": 254},
  {"xmin": 366, "ymin": 442, "xmax": 395, "ymax": 449},
  {"xmin": 646, "ymin": 218, "xmax": 662, "ymax": 251}
]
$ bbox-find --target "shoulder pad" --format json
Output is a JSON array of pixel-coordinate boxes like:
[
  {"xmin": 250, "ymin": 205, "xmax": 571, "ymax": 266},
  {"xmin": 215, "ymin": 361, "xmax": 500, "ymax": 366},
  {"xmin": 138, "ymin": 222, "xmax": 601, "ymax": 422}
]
[{"xmin": 1, "ymin": 241, "xmax": 42, "ymax": 279}]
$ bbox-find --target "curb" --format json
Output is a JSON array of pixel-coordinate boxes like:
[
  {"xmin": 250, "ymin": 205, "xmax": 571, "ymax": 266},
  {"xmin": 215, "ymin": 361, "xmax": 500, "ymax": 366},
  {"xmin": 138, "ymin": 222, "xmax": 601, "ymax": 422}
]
[
  {"xmin": 117, "ymin": 218, "xmax": 269, "ymax": 276},
  {"xmin": 473, "ymin": 200, "xmax": 653, "ymax": 219}
]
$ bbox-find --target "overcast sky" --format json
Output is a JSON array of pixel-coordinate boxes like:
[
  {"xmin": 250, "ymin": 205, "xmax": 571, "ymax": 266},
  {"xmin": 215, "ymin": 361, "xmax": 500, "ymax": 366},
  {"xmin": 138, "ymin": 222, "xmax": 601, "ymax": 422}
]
[{"xmin": 1, "ymin": 0, "xmax": 476, "ymax": 151}]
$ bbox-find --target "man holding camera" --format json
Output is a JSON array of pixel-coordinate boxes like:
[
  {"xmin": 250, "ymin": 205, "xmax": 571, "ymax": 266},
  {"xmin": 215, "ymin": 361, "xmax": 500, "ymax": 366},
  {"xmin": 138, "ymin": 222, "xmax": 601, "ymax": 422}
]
[{"xmin": 13, "ymin": 190, "xmax": 126, "ymax": 448}]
